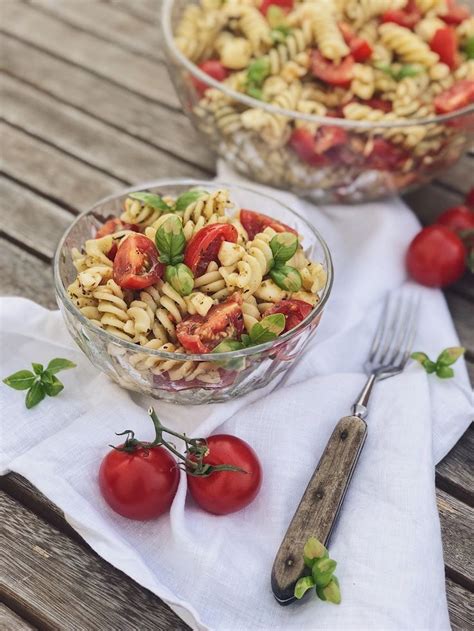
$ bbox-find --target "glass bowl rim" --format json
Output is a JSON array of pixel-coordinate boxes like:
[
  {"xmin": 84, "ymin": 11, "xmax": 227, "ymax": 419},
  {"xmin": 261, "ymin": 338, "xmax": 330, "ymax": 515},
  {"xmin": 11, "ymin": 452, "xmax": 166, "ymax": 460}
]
[
  {"xmin": 161, "ymin": 0, "xmax": 474, "ymax": 130},
  {"xmin": 54, "ymin": 178, "xmax": 334, "ymax": 362}
]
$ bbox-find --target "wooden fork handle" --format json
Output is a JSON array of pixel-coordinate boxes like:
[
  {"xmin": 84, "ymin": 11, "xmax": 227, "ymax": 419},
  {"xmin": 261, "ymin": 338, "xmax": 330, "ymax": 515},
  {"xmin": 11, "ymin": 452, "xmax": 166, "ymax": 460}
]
[{"xmin": 271, "ymin": 415, "xmax": 367, "ymax": 605}]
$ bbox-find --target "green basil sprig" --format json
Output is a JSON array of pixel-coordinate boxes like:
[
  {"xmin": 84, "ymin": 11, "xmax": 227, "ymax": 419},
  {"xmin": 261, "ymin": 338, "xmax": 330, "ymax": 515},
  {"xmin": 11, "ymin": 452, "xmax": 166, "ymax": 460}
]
[
  {"xmin": 212, "ymin": 314, "xmax": 286, "ymax": 355},
  {"xmin": 246, "ymin": 58, "xmax": 270, "ymax": 99},
  {"xmin": 294, "ymin": 537, "xmax": 341, "ymax": 604},
  {"xmin": 464, "ymin": 36, "xmax": 474, "ymax": 60},
  {"xmin": 411, "ymin": 346, "xmax": 465, "ymax": 379},
  {"xmin": 129, "ymin": 191, "xmax": 172, "ymax": 212},
  {"xmin": 375, "ymin": 63, "xmax": 423, "ymax": 81},
  {"xmin": 3, "ymin": 358, "xmax": 77, "ymax": 409},
  {"xmin": 268, "ymin": 232, "xmax": 302, "ymax": 291},
  {"xmin": 155, "ymin": 215, "xmax": 186, "ymax": 266}
]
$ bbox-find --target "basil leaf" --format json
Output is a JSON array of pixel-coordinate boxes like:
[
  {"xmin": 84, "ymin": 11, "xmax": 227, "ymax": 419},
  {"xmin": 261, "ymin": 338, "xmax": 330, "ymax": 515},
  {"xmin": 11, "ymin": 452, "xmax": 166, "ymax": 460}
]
[
  {"xmin": 270, "ymin": 232, "xmax": 298, "ymax": 265},
  {"xmin": 294, "ymin": 576, "xmax": 316, "ymax": 600},
  {"xmin": 463, "ymin": 36, "xmax": 474, "ymax": 60},
  {"xmin": 241, "ymin": 333, "xmax": 252, "ymax": 347},
  {"xmin": 129, "ymin": 191, "xmax": 171, "ymax": 212},
  {"xmin": 249, "ymin": 313, "xmax": 285, "ymax": 344},
  {"xmin": 155, "ymin": 215, "xmax": 186, "ymax": 266},
  {"xmin": 270, "ymin": 265, "xmax": 302, "ymax": 292},
  {"xmin": 424, "ymin": 360, "xmax": 437, "ymax": 374},
  {"xmin": 43, "ymin": 374, "xmax": 64, "ymax": 397},
  {"xmin": 25, "ymin": 381, "xmax": 46, "ymax": 409},
  {"xmin": 312, "ymin": 558, "xmax": 337, "ymax": 588},
  {"xmin": 436, "ymin": 346, "xmax": 465, "ymax": 367},
  {"xmin": 396, "ymin": 64, "xmax": 422, "ymax": 80},
  {"xmin": 436, "ymin": 365, "xmax": 455, "ymax": 379},
  {"xmin": 247, "ymin": 85, "xmax": 265, "ymax": 100},
  {"xmin": 174, "ymin": 190, "xmax": 207, "ymax": 212},
  {"xmin": 32, "ymin": 363, "xmax": 44, "ymax": 375},
  {"xmin": 3, "ymin": 370, "xmax": 36, "ymax": 391},
  {"xmin": 212, "ymin": 340, "xmax": 245, "ymax": 353},
  {"xmin": 46, "ymin": 358, "xmax": 77, "ymax": 374},
  {"xmin": 267, "ymin": 5, "xmax": 286, "ymax": 28},
  {"xmin": 410, "ymin": 352, "xmax": 430, "ymax": 364},
  {"xmin": 303, "ymin": 537, "xmax": 327, "ymax": 564},
  {"xmin": 316, "ymin": 576, "xmax": 341, "ymax": 604},
  {"xmin": 247, "ymin": 58, "xmax": 270, "ymax": 88},
  {"xmin": 165, "ymin": 263, "xmax": 194, "ymax": 296}
]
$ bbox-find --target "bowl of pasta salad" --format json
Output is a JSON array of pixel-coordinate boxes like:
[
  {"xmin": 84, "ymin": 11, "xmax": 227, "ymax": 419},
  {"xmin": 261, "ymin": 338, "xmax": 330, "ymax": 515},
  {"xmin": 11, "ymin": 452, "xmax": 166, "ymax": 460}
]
[
  {"xmin": 54, "ymin": 180, "xmax": 333, "ymax": 404},
  {"xmin": 162, "ymin": 0, "xmax": 474, "ymax": 203}
]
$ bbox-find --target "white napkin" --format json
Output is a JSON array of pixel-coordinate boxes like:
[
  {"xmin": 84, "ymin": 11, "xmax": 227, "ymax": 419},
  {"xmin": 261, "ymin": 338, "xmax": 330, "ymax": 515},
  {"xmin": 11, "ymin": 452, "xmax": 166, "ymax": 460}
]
[{"xmin": 1, "ymin": 173, "xmax": 472, "ymax": 631}]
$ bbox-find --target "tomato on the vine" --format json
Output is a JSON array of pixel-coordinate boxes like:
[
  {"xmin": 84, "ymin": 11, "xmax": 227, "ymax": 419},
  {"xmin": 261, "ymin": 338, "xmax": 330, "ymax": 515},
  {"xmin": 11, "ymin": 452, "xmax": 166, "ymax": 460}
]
[
  {"xmin": 406, "ymin": 225, "xmax": 466, "ymax": 287},
  {"xmin": 187, "ymin": 435, "xmax": 262, "ymax": 515},
  {"xmin": 436, "ymin": 205, "xmax": 474, "ymax": 234},
  {"xmin": 113, "ymin": 234, "xmax": 164, "ymax": 289},
  {"xmin": 240, "ymin": 209, "xmax": 297, "ymax": 240},
  {"xmin": 264, "ymin": 299, "xmax": 312, "ymax": 331},
  {"xmin": 184, "ymin": 223, "xmax": 238, "ymax": 276}
]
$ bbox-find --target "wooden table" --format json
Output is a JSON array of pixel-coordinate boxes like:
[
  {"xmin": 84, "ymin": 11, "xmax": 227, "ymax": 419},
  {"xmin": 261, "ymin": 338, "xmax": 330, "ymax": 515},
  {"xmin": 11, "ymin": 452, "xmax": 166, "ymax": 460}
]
[{"xmin": 0, "ymin": 1, "xmax": 472, "ymax": 628}]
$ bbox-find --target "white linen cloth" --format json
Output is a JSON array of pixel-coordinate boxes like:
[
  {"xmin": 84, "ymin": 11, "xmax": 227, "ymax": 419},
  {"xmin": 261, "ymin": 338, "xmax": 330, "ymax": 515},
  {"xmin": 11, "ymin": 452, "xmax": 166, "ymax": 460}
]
[{"xmin": 1, "ymin": 169, "xmax": 472, "ymax": 631}]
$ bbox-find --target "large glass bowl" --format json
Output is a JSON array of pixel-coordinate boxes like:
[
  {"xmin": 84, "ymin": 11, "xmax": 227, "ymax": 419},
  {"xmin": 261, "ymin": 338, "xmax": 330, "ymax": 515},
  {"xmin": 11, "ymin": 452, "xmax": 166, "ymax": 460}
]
[
  {"xmin": 54, "ymin": 179, "xmax": 333, "ymax": 405},
  {"xmin": 161, "ymin": 0, "xmax": 474, "ymax": 203}
]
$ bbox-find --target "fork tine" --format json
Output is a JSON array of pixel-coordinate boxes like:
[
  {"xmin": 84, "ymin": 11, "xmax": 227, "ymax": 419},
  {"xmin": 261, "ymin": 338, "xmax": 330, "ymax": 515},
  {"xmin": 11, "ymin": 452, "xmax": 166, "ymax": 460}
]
[
  {"xmin": 368, "ymin": 298, "xmax": 390, "ymax": 363},
  {"xmin": 395, "ymin": 293, "xmax": 420, "ymax": 367},
  {"xmin": 373, "ymin": 293, "xmax": 402, "ymax": 366}
]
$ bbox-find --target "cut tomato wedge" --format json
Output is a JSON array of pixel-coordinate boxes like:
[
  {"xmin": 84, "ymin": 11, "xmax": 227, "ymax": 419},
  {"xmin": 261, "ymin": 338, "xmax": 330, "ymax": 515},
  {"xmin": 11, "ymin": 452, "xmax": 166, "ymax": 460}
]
[
  {"xmin": 96, "ymin": 218, "xmax": 139, "ymax": 238},
  {"xmin": 239, "ymin": 209, "xmax": 297, "ymax": 240},
  {"xmin": 365, "ymin": 98, "xmax": 393, "ymax": 113},
  {"xmin": 430, "ymin": 27, "xmax": 458, "ymax": 69},
  {"xmin": 434, "ymin": 80, "xmax": 474, "ymax": 113},
  {"xmin": 176, "ymin": 293, "xmax": 244, "ymax": 353},
  {"xmin": 441, "ymin": 0, "xmax": 470, "ymax": 25},
  {"xmin": 366, "ymin": 139, "xmax": 409, "ymax": 170},
  {"xmin": 184, "ymin": 223, "xmax": 238, "ymax": 276},
  {"xmin": 264, "ymin": 299, "xmax": 313, "ymax": 332},
  {"xmin": 113, "ymin": 234, "xmax": 164, "ymax": 290},
  {"xmin": 311, "ymin": 50, "xmax": 354, "ymax": 87},
  {"xmin": 338, "ymin": 23, "xmax": 372, "ymax": 61},
  {"xmin": 289, "ymin": 128, "xmax": 327, "ymax": 166},
  {"xmin": 259, "ymin": 0, "xmax": 293, "ymax": 16},
  {"xmin": 381, "ymin": 0, "xmax": 421, "ymax": 28},
  {"xmin": 313, "ymin": 126, "xmax": 347, "ymax": 154},
  {"xmin": 191, "ymin": 60, "xmax": 229, "ymax": 97}
]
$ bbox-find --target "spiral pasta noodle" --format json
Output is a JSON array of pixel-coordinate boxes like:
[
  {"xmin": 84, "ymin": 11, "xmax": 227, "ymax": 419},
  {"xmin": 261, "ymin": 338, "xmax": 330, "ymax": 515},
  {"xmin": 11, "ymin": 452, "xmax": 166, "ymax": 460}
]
[
  {"xmin": 379, "ymin": 23, "xmax": 439, "ymax": 66},
  {"xmin": 94, "ymin": 280, "xmax": 134, "ymax": 341}
]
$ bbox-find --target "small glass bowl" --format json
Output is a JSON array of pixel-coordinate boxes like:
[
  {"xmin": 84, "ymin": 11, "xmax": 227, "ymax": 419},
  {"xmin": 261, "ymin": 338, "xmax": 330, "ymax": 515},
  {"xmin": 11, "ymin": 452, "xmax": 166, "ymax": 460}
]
[
  {"xmin": 54, "ymin": 179, "xmax": 333, "ymax": 405},
  {"xmin": 161, "ymin": 0, "xmax": 474, "ymax": 203}
]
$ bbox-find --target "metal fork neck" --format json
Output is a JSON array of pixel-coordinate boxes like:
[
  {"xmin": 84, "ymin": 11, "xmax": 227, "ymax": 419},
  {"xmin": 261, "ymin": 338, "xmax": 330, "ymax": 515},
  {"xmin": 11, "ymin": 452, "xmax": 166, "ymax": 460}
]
[{"xmin": 352, "ymin": 374, "xmax": 377, "ymax": 419}]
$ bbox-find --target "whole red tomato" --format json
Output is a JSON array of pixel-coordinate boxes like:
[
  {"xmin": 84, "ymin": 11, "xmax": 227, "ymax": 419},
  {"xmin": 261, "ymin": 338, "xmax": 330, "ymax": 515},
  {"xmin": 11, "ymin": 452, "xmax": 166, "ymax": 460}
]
[
  {"xmin": 187, "ymin": 435, "xmax": 262, "ymax": 515},
  {"xmin": 406, "ymin": 225, "xmax": 466, "ymax": 287},
  {"xmin": 436, "ymin": 205, "xmax": 474, "ymax": 234},
  {"xmin": 99, "ymin": 444, "xmax": 179, "ymax": 520}
]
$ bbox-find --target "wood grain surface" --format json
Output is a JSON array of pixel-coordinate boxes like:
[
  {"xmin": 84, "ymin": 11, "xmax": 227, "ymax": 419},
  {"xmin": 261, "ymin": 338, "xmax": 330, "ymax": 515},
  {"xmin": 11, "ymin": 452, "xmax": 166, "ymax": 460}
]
[{"xmin": 0, "ymin": 1, "xmax": 473, "ymax": 629}]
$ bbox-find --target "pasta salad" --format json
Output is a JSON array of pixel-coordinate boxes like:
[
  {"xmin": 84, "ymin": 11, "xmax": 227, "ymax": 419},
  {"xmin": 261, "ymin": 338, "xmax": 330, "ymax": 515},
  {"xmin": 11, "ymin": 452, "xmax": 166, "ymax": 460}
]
[
  {"xmin": 171, "ymin": 0, "xmax": 474, "ymax": 198},
  {"xmin": 67, "ymin": 188, "xmax": 327, "ymax": 386}
]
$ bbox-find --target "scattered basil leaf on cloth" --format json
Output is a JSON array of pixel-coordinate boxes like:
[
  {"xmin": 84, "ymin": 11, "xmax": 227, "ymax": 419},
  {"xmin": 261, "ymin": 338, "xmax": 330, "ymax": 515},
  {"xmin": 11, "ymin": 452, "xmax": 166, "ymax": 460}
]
[
  {"xmin": 129, "ymin": 191, "xmax": 171, "ymax": 212},
  {"xmin": 411, "ymin": 346, "xmax": 465, "ymax": 379},
  {"xmin": 294, "ymin": 537, "xmax": 341, "ymax": 604},
  {"xmin": 3, "ymin": 358, "xmax": 77, "ymax": 409}
]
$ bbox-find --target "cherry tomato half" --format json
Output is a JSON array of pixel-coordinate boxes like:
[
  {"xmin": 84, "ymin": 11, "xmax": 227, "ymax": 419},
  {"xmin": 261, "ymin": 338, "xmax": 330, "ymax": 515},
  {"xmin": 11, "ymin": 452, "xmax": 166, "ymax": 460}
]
[
  {"xmin": 437, "ymin": 205, "xmax": 474, "ymax": 234},
  {"xmin": 113, "ymin": 234, "xmax": 164, "ymax": 290},
  {"xmin": 96, "ymin": 218, "xmax": 139, "ymax": 239},
  {"xmin": 338, "ymin": 23, "xmax": 372, "ymax": 61},
  {"xmin": 430, "ymin": 27, "xmax": 458, "ymax": 69},
  {"xmin": 187, "ymin": 435, "xmax": 262, "ymax": 515},
  {"xmin": 289, "ymin": 128, "xmax": 327, "ymax": 166},
  {"xmin": 441, "ymin": 0, "xmax": 470, "ymax": 25},
  {"xmin": 176, "ymin": 293, "xmax": 244, "ymax": 353},
  {"xmin": 434, "ymin": 80, "xmax": 474, "ymax": 114},
  {"xmin": 192, "ymin": 60, "xmax": 229, "ymax": 97},
  {"xmin": 184, "ymin": 223, "xmax": 238, "ymax": 277},
  {"xmin": 240, "ymin": 209, "xmax": 298, "ymax": 240},
  {"xmin": 264, "ymin": 299, "xmax": 313, "ymax": 331},
  {"xmin": 311, "ymin": 50, "xmax": 355, "ymax": 87},
  {"xmin": 406, "ymin": 225, "xmax": 466, "ymax": 287},
  {"xmin": 381, "ymin": 0, "xmax": 421, "ymax": 28},
  {"xmin": 99, "ymin": 444, "xmax": 179, "ymax": 520},
  {"xmin": 366, "ymin": 138, "xmax": 409, "ymax": 170},
  {"xmin": 259, "ymin": 0, "xmax": 293, "ymax": 16}
]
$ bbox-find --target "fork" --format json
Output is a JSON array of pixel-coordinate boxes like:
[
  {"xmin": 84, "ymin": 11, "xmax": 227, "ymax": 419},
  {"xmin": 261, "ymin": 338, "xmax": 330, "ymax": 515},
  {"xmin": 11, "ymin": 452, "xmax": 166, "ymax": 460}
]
[{"xmin": 271, "ymin": 288, "xmax": 420, "ymax": 605}]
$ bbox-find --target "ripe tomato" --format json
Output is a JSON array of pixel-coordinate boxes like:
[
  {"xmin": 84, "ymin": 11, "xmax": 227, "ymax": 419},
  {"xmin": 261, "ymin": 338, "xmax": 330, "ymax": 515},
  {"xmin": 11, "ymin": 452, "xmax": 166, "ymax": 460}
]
[
  {"xmin": 176, "ymin": 293, "xmax": 244, "ymax": 353},
  {"xmin": 187, "ymin": 435, "xmax": 262, "ymax": 515},
  {"xmin": 259, "ymin": 0, "xmax": 293, "ymax": 16},
  {"xmin": 96, "ymin": 218, "xmax": 139, "ymax": 238},
  {"xmin": 381, "ymin": 0, "xmax": 421, "ymax": 28},
  {"xmin": 365, "ymin": 98, "xmax": 392, "ymax": 112},
  {"xmin": 430, "ymin": 27, "xmax": 458, "ymax": 69},
  {"xmin": 367, "ymin": 138, "xmax": 408, "ymax": 170},
  {"xmin": 437, "ymin": 205, "xmax": 474, "ymax": 234},
  {"xmin": 240, "ymin": 209, "xmax": 297, "ymax": 240},
  {"xmin": 441, "ymin": 0, "xmax": 470, "ymax": 25},
  {"xmin": 434, "ymin": 80, "xmax": 474, "ymax": 114},
  {"xmin": 113, "ymin": 234, "xmax": 164, "ymax": 290},
  {"xmin": 338, "ymin": 23, "xmax": 372, "ymax": 61},
  {"xmin": 184, "ymin": 223, "xmax": 238, "ymax": 276},
  {"xmin": 311, "ymin": 51, "xmax": 354, "ymax": 87},
  {"xmin": 99, "ymin": 444, "xmax": 179, "ymax": 520},
  {"xmin": 192, "ymin": 60, "xmax": 229, "ymax": 97},
  {"xmin": 466, "ymin": 188, "xmax": 474, "ymax": 209},
  {"xmin": 406, "ymin": 225, "xmax": 466, "ymax": 287},
  {"xmin": 264, "ymin": 299, "xmax": 313, "ymax": 331},
  {"xmin": 314, "ymin": 126, "xmax": 347, "ymax": 154},
  {"xmin": 289, "ymin": 128, "xmax": 327, "ymax": 166}
]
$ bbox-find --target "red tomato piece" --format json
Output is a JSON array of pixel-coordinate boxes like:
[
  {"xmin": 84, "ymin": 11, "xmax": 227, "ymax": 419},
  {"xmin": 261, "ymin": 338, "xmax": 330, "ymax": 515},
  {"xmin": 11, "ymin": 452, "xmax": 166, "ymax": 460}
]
[
  {"xmin": 176, "ymin": 293, "xmax": 244, "ymax": 353},
  {"xmin": 441, "ymin": 0, "xmax": 470, "ymax": 25},
  {"xmin": 96, "ymin": 218, "xmax": 139, "ymax": 238},
  {"xmin": 366, "ymin": 138, "xmax": 409, "ymax": 170},
  {"xmin": 350, "ymin": 38, "xmax": 373, "ymax": 62},
  {"xmin": 239, "ymin": 209, "xmax": 298, "ymax": 240},
  {"xmin": 313, "ymin": 126, "xmax": 347, "ymax": 154},
  {"xmin": 436, "ymin": 205, "xmax": 474, "ymax": 234},
  {"xmin": 191, "ymin": 60, "xmax": 230, "ymax": 97},
  {"xmin": 264, "ymin": 299, "xmax": 313, "ymax": 331},
  {"xmin": 434, "ymin": 80, "xmax": 474, "ymax": 113},
  {"xmin": 113, "ymin": 234, "xmax": 164, "ymax": 290},
  {"xmin": 259, "ymin": 0, "xmax": 293, "ymax": 16},
  {"xmin": 98, "ymin": 444, "xmax": 179, "ymax": 520},
  {"xmin": 381, "ymin": 1, "xmax": 421, "ymax": 28},
  {"xmin": 466, "ymin": 188, "xmax": 474, "ymax": 209},
  {"xmin": 406, "ymin": 225, "xmax": 466, "ymax": 287},
  {"xmin": 289, "ymin": 128, "xmax": 327, "ymax": 166},
  {"xmin": 184, "ymin": 223, "xmax": 238, "ymax": 277},
  {"xmin": 430, "ymin": 27, "xmax": 458, "ymax": 69},
  {"xmin": 311, "ymin": 50, "xmax": 355, "ymax": 87},
  {"xmin": 187, "ymin": 435, "xmax": 262, "ymax": 515},
  {"xmin": 365, "ymin": 98, "xmax": 393, "ymax": 113}
]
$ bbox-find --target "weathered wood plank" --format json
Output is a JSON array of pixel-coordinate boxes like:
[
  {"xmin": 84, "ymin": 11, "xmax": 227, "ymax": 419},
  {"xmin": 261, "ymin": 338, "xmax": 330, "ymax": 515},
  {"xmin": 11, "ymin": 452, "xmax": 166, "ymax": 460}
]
[
  {"xmin": 0, "ymin": 491, "xmax": 188, "ymax": 631},
  {"xmin": 0, "ymin": 603, "xmax": 36, "ymax": 631},
  {"xmin": 2, "ymin": 36, "xmax": 215, "ymax": 172},
  {"xmin": 1, "ymin": 124, "xmax": 123, "ymax": 211},
  {"xmin": 0, "ymin": 238, "xmax": 56, "ymax": 309},
  {"xmin": 403, "ymin": 184, "xmax": 463, "ymax": 227},
  {"xmin": 30, "ymin": 0, "xmax": 162, "ymax": 60},
  {"xmin": 436, "ymin": 489, "xmax": 474, "ymax": 590},
  {"xmin": 2, "ymin": 75, "xmax": 207, "ymax": 183},
  {"xmin": 1, "ymin": 1, "xmax": 178, "ymax": 107},
  {"xmin": 436, "ymin": 426, "xmax": 474, "ymax": 507},
  {"xmin": 445, "ymin": 293, "xmax": 474, "ymax": 357},
  {"xmin": 446, "ymin": 578, "xmax": 474, "ymax": 631},
  {"xmin": 435, "ymin": 155, "xmax": 474, "ymax": 196},
  {"xmin": 106, "ymin": 0, "xmax": 160, "ymax": 23}
]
